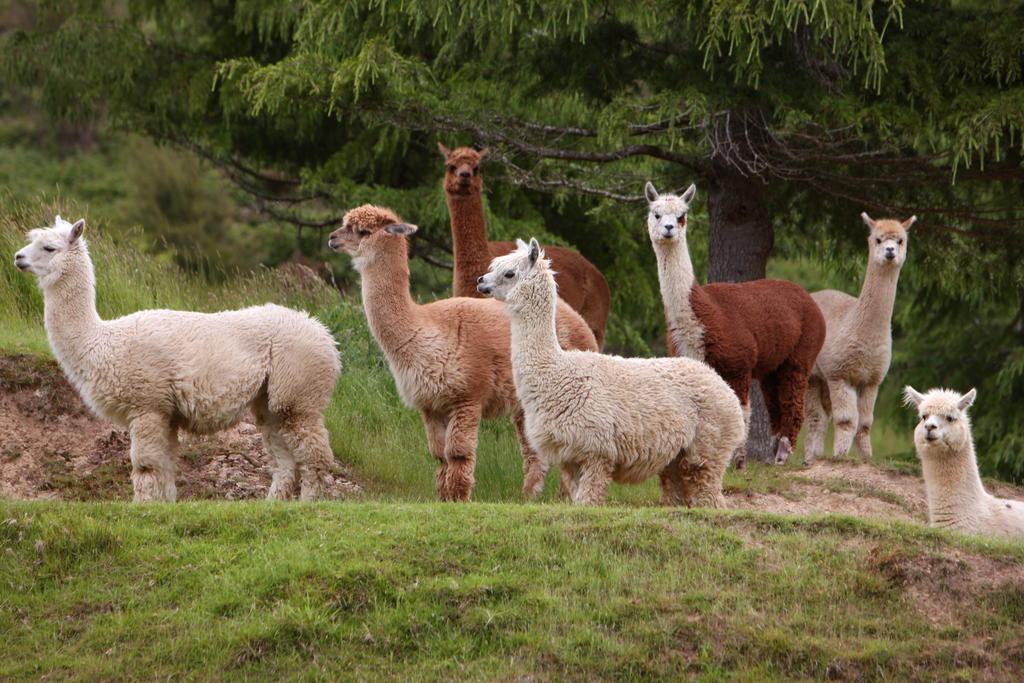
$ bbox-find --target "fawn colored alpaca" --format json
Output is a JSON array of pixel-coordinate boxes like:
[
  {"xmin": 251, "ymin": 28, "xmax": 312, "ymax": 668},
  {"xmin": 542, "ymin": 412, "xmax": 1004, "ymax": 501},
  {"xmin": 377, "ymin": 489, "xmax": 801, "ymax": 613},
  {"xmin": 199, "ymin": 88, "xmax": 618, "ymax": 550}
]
[
  {"xmin": 804, "ymin": 213, "xmax": 915, "ymax": 463},
  {"xmin": 329, "ymin": 205, "xmax": 597, "ymax": 501},
  {"xmin": 644, "ymin": 182, "xmax": 826, "ymax": 466},
  {"xmin": 478, "ymin": 239, "xmax": 744, "ymax": 506},
  {"xmin": 904, "ymin": 386, "xmax": 1024, "ymax": 539},
  {"xmin": 15, "ymin": 216, "xmax": 340, "ymax": 502},
  {"xmin": 438, "ymin": 143, "xmax": 610, "ymax": 348}
]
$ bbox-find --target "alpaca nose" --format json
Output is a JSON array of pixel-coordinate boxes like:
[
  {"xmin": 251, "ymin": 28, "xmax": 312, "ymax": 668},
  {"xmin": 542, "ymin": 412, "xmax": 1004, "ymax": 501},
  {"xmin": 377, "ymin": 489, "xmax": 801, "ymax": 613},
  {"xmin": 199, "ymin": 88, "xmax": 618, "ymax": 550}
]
[
  {"xmin": 884, "ymin": 246, "xmax": 896, "ymax": 260},
  {"xmin": 925, "ymin": 423, "xmax": 938, "ymax": 440},
  {"xmin": 459, "ymin": 171, "xmax": 471, "ymax": 179}
]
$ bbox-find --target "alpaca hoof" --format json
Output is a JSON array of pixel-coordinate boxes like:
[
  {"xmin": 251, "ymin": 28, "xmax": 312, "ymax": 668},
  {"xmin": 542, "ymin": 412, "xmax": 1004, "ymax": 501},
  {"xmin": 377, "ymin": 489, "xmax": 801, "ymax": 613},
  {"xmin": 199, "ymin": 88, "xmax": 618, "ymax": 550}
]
[
  {"xmin": 774, "ymin": 436, "xmax": 793, "ymax": 465},
  {"xmin": 732, "ymin": 446, "xmax": 747, "ymax": 470}
]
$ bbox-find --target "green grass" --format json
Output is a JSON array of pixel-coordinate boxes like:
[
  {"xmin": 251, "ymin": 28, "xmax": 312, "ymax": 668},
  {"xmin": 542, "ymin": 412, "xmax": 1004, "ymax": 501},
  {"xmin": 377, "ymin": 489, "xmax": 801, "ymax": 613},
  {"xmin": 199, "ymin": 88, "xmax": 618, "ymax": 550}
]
[{"xmin": 1, "ymin": 501, "xmax": 1021, "ymax": 680}]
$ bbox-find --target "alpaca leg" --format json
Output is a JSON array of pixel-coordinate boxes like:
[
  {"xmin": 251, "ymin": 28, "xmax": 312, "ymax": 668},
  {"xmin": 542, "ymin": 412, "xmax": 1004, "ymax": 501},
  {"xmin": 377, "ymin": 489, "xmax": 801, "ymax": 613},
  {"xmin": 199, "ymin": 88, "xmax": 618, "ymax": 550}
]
[
  {"xmin": 422, "ymin": 411, "xmax": 450, "ymax": 501},
  {"xmin": 443, "ymin": 403, "xmax": 482, "ymax": 502},
  {"xmin": 261, "ymin": 422, "xmax": 299, "ymax": 500},
  {"xmin": 679, "ymin": 425, "xmax": 732, "ymax": 509},
  {"xmin": 274, "ymin": 412, "xmax": 333, "ymax": 501},
  {"xmin": 659, "ymin": 450, "xmax": 691, "ymax": 506},
  {"xmin": 128, "ymin": 414, "xmax": 178, "ymax": 502},
  {"xmin": 512, "ymin": 409, "xmax": 550, "ymax": 499},
  {"xmin": 571, "ymin": 457, "xmax": 613, "ymax": 506},
  {"xmin": 854, "ymin": 384, "xmax": 880, "ymax": 460},
  {"xmin": 828, "ymin": 380, "xmax": 859, "ymax": 457},
  {"xmin": 253, "ymin": 399, "xmax": 300, "ymax": 500},
  {"xmin": 725, "ymin": 374, "xmax": 752, "ymax": 469},
  {"xmin": 770, "ymin": 362, "xmax": 812, "ymax": 465},
  {"xmin": 560, "ymin": 460, "xmax": 581, "ymax": 501},
  {"xmin": 803, "ymin": 377, "xmax": 828, "ymax": 465}
]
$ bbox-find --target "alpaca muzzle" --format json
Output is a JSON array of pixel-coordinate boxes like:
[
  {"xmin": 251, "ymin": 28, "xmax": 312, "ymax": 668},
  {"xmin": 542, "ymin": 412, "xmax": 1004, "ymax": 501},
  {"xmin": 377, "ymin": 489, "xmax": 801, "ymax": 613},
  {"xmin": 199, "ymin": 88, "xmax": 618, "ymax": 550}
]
[{"xmin": 476, "ymin": 275, "xmax": 491, "ymax": 295}]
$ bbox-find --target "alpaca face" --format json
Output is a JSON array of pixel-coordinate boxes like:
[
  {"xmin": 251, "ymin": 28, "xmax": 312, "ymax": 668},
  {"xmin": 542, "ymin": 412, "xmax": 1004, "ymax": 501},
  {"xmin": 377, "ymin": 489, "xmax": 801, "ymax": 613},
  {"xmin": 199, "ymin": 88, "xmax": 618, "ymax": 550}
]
[
  {"xmin": 861, "ymin": 213, "xmax": 914, "ymax": 268},
  {"xmin": 644, "ymin": 182, "xmax": 696, "ymax": 244},
  {"xmin": 438, "ymin": 143, "xmax": 488, "ymax": 197},
  {"xmin": 14, "ymin": 216, "xmax": 87, "ymax": 288},
  {"xmin": 328, "ymin": 204, "xmax": 417, "ymax": 268},
  {"xmin": 904, "ymin": 386, "xmax": 976, "ymax": 454},
  {"xmin": 478, "ymin": 238, "xmax": 544, "ymax": 303}
]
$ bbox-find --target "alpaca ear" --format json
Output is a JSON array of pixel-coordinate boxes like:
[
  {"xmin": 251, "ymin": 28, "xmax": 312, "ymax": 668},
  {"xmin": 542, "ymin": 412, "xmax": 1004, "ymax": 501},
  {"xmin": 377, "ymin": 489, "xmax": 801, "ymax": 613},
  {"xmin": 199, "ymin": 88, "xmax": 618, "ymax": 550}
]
[
  {"xmin": 478, "ymin": 148, "xmax": 489, "ymax": 159},
  {"xmin": 437, "ymin": 142, "xmax": 451, "ymax": 158},
  {"xmin": 681, "ymin": 183, "xmax": 697, "ymax": 204},
  {"xmin": 644, "ymin": 181, "xmax": 659, "ymax": 203},
  {"xmin": 902, "ymin": 386, "xmax": 925, "ymax": 408},
  {"xmin": 902, "ymin": 215, "xmax": 917, "ymax": 230},
  {"xmin": 69, "ymin": 219, "xmax": 86, "ymax": 244},
  {"xmin": 860, "ymin": 212, "xmax": 875, "ymax": 229},
  {"xmin": 958, "ymin": 388, "xmax": 977, "ymax": 411},
  {"xmin": 528, "ymin": 238, "xmax": 541, "ymax": 267},
  {"xmin": 515, "ymin": 238, "xmax": 529, "ymax": 251},
  {"xmin": 385, "ymin": 222, "xmax": 418, "ymax": 237}
]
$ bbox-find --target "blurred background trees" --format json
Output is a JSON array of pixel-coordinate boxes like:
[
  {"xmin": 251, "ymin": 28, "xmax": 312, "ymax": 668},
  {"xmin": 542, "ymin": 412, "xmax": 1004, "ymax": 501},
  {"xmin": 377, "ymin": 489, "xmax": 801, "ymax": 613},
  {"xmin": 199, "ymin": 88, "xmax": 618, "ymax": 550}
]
[{"xmin": 2, "ymin": 0, "xmax": 1023, "ymax": 478}]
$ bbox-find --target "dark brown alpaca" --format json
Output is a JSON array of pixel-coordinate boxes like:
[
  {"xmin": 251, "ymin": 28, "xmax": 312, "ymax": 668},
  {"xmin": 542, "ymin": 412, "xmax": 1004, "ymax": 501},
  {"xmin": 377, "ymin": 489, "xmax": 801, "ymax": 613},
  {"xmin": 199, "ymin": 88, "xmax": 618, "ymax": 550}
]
[
  {"xmin": 645, "ymin": 182, "xmax": 826, "ymax": 466},
  {"xmin": 438, "ymin": 143, "xmax": 611, "ymax": 348}
]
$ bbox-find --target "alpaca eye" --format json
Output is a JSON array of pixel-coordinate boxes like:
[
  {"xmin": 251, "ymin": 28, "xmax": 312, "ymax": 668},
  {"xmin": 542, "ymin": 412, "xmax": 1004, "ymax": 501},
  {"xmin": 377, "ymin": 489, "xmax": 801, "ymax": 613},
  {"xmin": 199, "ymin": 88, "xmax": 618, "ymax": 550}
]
[
  {"xmin": 504, "ymin": 271, "xmax": 514, "ymax": 278},
  {"xmin": 946, "ymin": 415, "xmax": 954, "ymax": 422},
  {"xmin": 43, "ymin": 246, "xmax": 56, "ymax": 252},
  {"xmin": 448, "ymin": 165, "xmax": 456, "ymax": 173},
  {"xmin": 922, "ymin": 414, "xmax": 930, "ymax": 420},
  {"xmin": 357, "ymin": 229, "xmax": 370, "ymax": 236},
  {"xmin": 897, "ymin": 238, "xmax": 904, "ymax": 245},
  {"xmin": 654, "ymin": 213, "xmax": 661, "ymax": 220},
  {"xmin": 472, "ymin": 167, "xmax": 479, "ymax": 175},
  {"xmin": 875, "ymin": 238, "xmax": 882, "ymax": 244}
]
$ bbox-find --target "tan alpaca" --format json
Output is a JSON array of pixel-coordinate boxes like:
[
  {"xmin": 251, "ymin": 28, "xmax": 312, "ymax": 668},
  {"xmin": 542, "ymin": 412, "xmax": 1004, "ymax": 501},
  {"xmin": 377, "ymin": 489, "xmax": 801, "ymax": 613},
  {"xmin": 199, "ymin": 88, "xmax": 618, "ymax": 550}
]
[
  {"xmin": 478, "ymin": 239, "xmax": 744, "ymax": 507},
  {"xmin": 438, "ymin": 143, "xmax": 611, "ymax": 348},
  {"xmin": 804, "ymin": 213, "xmax": 915, "ymax": 463},
  {"xmin": 328, "ymin": 205, "xmax": 597, "ymax": 501},
  {"xmin": 904, "ymin": 387, "xmax": 1024, "ymax": 539}
]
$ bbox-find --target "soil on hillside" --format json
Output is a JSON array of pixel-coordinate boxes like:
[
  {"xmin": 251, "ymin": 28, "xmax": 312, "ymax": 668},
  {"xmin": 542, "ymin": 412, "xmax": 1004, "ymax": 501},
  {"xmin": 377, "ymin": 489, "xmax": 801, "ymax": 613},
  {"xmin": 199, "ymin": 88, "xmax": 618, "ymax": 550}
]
[
  {"xmin": 3, "ymin": 352, "xmax": 1023, "ymax": 521},
  {"xmin": 0, "ymin": 354, "xmax": 360, "ymax": 501}
]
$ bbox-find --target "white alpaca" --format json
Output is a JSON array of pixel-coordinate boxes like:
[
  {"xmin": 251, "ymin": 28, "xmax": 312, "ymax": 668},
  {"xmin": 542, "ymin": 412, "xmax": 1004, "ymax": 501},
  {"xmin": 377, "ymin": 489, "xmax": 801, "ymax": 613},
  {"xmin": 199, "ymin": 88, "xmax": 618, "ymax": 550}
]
[
  {"xmin": 14, "ymin": 216, "xmax": 341, "ymax": 502},
  {"xmin": 477, "ymin": 238, "xmax": 745, "ymax": 507},
  {"xmin": 903, "ymin": 386, "xmax": 1024, "ymax": 540},
  {"xmin": 804, "ymin": 213, "xmax": 915, "ymax": 463}
]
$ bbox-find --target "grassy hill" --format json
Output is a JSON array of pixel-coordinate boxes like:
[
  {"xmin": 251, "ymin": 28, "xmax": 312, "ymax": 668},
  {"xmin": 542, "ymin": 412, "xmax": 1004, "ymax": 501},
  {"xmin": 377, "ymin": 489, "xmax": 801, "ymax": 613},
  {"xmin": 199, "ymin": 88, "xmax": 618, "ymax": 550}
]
[
  {"xmin": 4, "ymin": 195, "xmax": 1024, "ymax": 678},
  {"xmin": 2, "ymin": 501, "xmax": 1023, "ymax": 680}
]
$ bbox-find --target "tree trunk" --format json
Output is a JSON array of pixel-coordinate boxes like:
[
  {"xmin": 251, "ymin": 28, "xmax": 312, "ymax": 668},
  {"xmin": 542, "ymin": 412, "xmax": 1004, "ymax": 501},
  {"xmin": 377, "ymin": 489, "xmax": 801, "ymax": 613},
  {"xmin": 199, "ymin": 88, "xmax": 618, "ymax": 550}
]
[{"xmin": 706, "ymin": 163, "xmax": 776, "ymax": 464}]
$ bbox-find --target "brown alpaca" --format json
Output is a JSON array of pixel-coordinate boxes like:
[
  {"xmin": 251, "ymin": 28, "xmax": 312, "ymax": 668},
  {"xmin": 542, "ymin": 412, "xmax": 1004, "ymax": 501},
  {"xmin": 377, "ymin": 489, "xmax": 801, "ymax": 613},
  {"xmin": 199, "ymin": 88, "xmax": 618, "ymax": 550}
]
[
  {"xmin": 645, "ymin": 182, "xmax": 826, "ymax": 466},
  {"xmin": 438, "ymin": 143, "xmax": 611, "ymax": 348},
  {"xmin": 804, "ymin": 213, "xmax": 915, "ymax": 463},
  {"xmin": 328, "ymin": 204, "xmax": 598, "ymax": 501}
]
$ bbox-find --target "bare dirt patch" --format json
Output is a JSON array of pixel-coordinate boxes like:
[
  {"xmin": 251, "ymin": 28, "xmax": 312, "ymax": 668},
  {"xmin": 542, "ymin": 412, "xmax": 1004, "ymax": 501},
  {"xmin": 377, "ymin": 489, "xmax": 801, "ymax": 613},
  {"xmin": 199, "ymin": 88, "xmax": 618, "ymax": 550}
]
[
  {"xmin": 726, "ymin": 459, "xmax": 937, "ymax": 524},
  {"xmin": 0, "ymin": 354, "xmax": 360, "ymax": 501}
]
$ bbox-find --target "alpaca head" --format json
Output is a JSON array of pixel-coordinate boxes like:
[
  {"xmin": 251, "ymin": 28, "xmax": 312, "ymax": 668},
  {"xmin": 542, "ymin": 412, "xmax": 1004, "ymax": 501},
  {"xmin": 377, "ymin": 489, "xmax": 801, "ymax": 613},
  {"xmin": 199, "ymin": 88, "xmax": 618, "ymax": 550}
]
[
  {"xmin": 861, "ymin": 213, "xmax": 915, "ymax": 268},
  {"xmin": 14, "ymin": 215, "xmax": 90, "ymax": 289},
  {"xmin": 477, "ymin": 237, "xmax": 552, "ymax": 306},
  {"xmin": 328, "ymin": 204, "xmax": 418, "ymax": 271},
  {"xmin": 644, "ymin": 182, "xmax": 697, "ymax": 245},
  {"xmin": 903, "ymin": 386, "xmax": 976, "ymax": 455},
  {"xmin": 438, "ymin": 143, "xmax": 488, "ymax": 197}
]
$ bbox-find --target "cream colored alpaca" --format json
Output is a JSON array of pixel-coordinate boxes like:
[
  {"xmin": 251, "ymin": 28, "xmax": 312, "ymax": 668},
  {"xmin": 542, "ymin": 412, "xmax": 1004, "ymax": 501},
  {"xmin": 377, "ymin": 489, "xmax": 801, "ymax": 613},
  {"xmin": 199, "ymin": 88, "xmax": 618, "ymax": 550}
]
[
  {"xmin": 903, "ymin": 386, "xmax": 1024, "ymax": 540},
  {"xmin": 328, "ymin": 205, "xmax": 597, "ymax": 501},
  {"xmin": 14, "ymin": 217, "xmax": 341, "ymax": 502},
  {"xmin": 804, "ymin": 213, "xmax": 915, "ymax": 463},
  {"xmin": 478, "ymin": 238, "xmax": 744, "ymax": 507}
]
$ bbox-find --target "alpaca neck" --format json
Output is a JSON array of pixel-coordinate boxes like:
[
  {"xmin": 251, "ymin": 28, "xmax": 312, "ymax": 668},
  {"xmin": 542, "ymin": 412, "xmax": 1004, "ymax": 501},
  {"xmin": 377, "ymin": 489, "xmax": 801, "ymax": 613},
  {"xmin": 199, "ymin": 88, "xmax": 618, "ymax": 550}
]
[
  {"xmin": 653, "ymin": 238, "xmax": 706, "ymax": 360},
  {"xmin": 847, "ymin": 261, "xmax": 901, "ymax": 345},
  {"xmin": 507, "ymin": 273, "xmax": 563, "ymax": 383},
  {"xmin": 43, "ymin": 254, "xmax": 104, "ymax": 369},
  {"xmin": 356, "ymin": 241, "xmax": 424, "ymax": 357},
  {"xmin": 920, "ymin": 438, "xmax": 989, "ymax": 527},
  {"xmin": 446, "ymin": 189, "xmax": 492, "ymax": 296}
]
